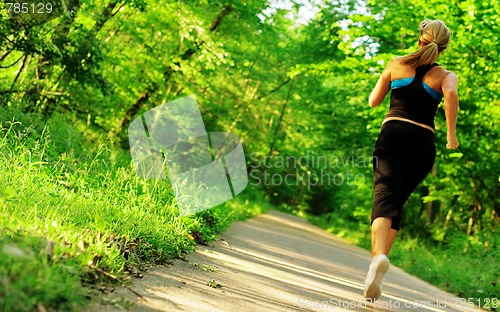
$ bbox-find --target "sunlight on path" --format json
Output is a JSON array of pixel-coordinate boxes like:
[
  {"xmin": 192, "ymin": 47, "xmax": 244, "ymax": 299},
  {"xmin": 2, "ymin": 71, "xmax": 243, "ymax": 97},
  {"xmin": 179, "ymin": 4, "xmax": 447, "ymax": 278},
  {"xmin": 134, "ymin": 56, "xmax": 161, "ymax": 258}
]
[{"xmin": 90, "ymin": 211, "xmax": 482, "ymax": 312}]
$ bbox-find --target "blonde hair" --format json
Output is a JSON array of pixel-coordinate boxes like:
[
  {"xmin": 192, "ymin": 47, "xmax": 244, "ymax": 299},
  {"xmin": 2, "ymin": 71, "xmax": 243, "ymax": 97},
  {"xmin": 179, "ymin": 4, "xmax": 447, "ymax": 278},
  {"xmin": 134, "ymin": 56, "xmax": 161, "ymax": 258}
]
[{"xmin": 401, "ymin": 19, "xmax": 451, "ymax": 68}]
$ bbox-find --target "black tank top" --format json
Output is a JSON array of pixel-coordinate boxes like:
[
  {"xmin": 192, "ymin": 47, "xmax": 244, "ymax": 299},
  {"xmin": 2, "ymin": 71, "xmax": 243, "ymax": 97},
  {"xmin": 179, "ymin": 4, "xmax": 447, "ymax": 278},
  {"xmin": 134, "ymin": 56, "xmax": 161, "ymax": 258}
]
[{"xmin": 386, "ymin": 64, "xmax": 441, "ymax": 129}]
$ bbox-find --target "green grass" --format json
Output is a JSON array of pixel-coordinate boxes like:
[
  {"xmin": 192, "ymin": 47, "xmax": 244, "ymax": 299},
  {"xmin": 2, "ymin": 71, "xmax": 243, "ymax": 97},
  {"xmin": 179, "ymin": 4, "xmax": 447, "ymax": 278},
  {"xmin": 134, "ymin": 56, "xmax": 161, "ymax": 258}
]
[
  {"xmin": 0, "ymin": 108, "xmax": 269, "ymax": 311},
  {"xmin": 389, "ymin": 231, "xmax": 498, "ymax": 303},
  {"xmin": 302, "ymin": 210, "xmax": 498, "ymax": 309}
]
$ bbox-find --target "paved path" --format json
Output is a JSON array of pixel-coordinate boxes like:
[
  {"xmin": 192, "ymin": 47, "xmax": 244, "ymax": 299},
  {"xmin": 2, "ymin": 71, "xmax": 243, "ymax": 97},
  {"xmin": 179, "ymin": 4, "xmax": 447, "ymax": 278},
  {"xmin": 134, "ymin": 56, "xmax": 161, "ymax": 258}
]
[{"xmin": 90, "ymin": 210, "xmax": 482, "ymax": 311}]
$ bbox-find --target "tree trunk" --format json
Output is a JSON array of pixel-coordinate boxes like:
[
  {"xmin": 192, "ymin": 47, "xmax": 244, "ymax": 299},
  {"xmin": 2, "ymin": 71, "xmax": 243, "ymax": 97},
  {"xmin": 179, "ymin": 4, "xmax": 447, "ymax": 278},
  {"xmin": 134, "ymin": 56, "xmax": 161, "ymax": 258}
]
[
  {"xmin": 209, "ymin": 5, "xmax": 234, "ymax": 31},
  {"xmin": 266, "ymin": 79, "xmax": 294, "ymax": 164},
  {"xmin": 425, "ymin": 165, "xmax": 437, "ymax": 222},
  {"xmin": 91, "ymin": 1, "xmax": 121, "ymax": 34}
]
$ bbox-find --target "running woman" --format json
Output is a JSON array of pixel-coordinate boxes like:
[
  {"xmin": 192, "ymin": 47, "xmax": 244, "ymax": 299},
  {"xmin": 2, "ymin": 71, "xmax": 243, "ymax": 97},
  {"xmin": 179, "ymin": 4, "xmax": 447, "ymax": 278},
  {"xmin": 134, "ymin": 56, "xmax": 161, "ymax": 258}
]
[{"xmin": 364, "ymin": 19, "xmax": 459, "ymax": 301}]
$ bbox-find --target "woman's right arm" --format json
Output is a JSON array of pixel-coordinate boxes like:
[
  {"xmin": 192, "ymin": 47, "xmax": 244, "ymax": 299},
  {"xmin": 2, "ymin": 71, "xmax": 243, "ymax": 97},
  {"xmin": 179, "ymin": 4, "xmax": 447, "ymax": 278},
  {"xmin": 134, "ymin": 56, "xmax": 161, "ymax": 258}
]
[
  {"xmin": 441, "ymin": 72, "xmax": 459, "ymax": 150},
  {"xmin": 369, "ymin": 60, "xmax": 393, "ymax": 108}
]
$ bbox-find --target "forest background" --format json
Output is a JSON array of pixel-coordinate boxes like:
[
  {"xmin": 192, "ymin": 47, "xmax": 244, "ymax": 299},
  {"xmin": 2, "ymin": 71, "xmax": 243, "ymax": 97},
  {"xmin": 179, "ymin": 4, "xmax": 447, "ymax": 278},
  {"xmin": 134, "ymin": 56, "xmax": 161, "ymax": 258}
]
[{"xmin": 0, "ymin": 0, "xmax": 498, "ymax": 310}]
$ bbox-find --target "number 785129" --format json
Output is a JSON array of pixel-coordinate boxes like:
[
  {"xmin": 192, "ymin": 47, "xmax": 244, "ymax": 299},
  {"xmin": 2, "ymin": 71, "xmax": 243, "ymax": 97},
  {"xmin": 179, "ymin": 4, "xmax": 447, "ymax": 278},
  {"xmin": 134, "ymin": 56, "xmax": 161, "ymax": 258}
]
[{"xmin": 5, "ymin": 2, "xmax": 53, "ymax": 14}]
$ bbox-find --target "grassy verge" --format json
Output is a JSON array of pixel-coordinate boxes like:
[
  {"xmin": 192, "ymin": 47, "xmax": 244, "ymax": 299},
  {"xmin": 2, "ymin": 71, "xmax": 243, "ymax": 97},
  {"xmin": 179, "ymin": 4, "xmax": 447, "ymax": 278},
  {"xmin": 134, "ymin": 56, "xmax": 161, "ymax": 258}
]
[
  {"xmin": 303, "ymin": 211, "xmax": 498, "ymax": 309},
  {"xmin": 0, "ymin": 108, "xmax": 269, "ymax": 311}
]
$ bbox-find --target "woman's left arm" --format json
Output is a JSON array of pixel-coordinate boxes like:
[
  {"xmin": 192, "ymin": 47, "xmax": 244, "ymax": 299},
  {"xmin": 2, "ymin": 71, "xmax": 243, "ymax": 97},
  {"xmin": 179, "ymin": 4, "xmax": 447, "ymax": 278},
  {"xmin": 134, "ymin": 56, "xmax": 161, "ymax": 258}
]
[{"xmin": 369, "ymin": 62, "xmax": 392, "ymax": 108}]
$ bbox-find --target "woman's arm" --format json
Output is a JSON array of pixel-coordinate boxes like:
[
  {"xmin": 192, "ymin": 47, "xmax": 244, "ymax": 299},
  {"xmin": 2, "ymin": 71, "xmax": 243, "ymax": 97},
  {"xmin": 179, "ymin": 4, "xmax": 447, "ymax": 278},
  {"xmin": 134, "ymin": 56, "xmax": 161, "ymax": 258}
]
[
  {"xmin": 369, "ymin": 61, "xmax": 392, "ymax": 108},
  {"xmin": 441, "ymin": 71, "xmax": 459, "ymax": 150}
]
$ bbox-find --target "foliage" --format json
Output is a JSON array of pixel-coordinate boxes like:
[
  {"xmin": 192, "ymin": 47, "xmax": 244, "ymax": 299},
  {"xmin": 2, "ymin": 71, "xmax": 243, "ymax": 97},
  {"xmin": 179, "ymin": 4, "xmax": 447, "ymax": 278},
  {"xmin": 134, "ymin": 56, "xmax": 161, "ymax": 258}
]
[{"xmin": 0, "ymin": 0, "xmax": 498, "ymax": 309}]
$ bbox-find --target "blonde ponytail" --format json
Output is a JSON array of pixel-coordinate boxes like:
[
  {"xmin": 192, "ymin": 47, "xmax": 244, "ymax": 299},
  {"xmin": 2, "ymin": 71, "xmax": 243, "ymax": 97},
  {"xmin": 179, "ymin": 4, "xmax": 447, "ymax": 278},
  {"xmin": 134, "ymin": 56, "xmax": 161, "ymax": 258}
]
[{"xmin": 401, "ymin": 19, "xmax": 451, "ymax": 68}]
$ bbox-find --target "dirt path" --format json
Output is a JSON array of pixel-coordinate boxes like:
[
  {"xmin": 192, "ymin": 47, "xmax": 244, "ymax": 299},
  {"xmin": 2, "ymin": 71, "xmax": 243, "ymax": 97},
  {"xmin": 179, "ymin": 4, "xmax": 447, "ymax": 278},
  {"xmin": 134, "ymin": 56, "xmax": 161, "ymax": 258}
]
[{"xmin": 89, "ymin": 210, "xmax": 482, "ymax": 312}]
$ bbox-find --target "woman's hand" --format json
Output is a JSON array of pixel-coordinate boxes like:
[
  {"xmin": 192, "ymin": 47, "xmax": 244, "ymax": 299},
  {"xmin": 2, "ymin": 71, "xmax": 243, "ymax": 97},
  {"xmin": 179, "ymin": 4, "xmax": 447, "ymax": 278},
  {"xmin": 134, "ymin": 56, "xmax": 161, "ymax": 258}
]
[{"xmin": 446, "ymin": 133, "xmax": 459, "ymax": 150}]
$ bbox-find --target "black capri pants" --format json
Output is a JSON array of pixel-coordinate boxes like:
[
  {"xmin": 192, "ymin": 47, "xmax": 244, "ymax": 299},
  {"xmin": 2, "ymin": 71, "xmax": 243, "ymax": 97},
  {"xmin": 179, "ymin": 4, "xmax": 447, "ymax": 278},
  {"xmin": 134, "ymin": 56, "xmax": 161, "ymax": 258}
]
[{"xmin": 372, "ymin": 120, "xmax": 436, "ymax": 230}]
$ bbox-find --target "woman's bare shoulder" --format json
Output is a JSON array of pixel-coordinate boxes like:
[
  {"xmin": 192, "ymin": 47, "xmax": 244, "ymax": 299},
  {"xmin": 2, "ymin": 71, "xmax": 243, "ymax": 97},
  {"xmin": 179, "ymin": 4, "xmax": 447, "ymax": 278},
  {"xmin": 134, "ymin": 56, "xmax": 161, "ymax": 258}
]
[
  {"xmin": 434, "ymin": 64, "xmax": 454, "ymax": 74},
  {"xmin": 433, "ymin": 65, "xmax": 457, "ymax": 81},
  {"xmin": 387, "ymin": 55, "xmax": 404, "ymax": 66},
  {"xmin": 386, "ymin": 56, "xmax": 413, "ymax": 78}
]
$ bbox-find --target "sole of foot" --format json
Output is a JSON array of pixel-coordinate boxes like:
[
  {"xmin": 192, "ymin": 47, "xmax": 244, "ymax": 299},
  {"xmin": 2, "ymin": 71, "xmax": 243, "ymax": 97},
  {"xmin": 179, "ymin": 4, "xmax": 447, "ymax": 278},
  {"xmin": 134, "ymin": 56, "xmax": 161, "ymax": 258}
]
[{"xmin": 364, "ymin": 254, "xmax": 390, "ymax": 301}]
